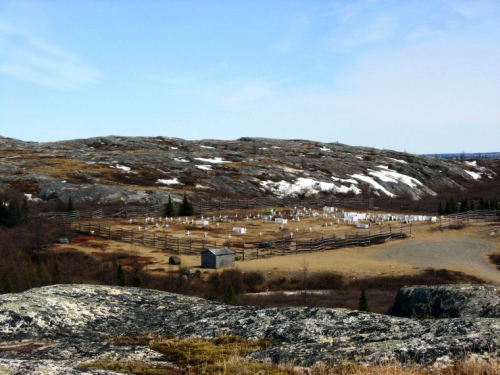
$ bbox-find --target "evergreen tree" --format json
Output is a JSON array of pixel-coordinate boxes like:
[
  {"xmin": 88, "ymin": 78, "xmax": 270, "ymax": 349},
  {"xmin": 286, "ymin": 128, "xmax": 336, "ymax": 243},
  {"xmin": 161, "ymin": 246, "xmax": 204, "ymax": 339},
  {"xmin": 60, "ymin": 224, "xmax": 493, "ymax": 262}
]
[
  {"xmin": 67, "ymin": 196, "xmax": 76, "ymax": 212},
  {"xmin": 359, "ymin": 284, "xmax": 372, "ymax": 312},
  {"xmin": 116, "ymin": 264, "xmax": 126, "ymax": 286},
  {"xmin": 7, "ymin": 198, "xmax": 21, "ymax": 226},
  {"xmin": 490, "ymin": 198, "xmax": 499, "ymax": 210},
  {"xmin": 469, "ymin": 200, "xmax": 475, "ymax": 211},
  {"xmin": 479, "ymin": 198, "xmax": 485, "ymax": 210},
  {"xmin": 52, "ymin": 261, "xmax": 61, "ymax": 284},
  {"xmin": 437, "ymin": 202, "xmax": 444, "ymax": 215},
  {"xmin": 165, "ymin": 195, "xmax": 175, "ymax": 217},
  {"xmin": 449, "ymin": 197, "xmax": 457, "ymax": 214},
  {"xmin": 4, "ymin": 278, "xmax": 14, "ymax": 294},
  {"xmin": 444, "ymin": 201, "xmax": 451, "ymax": 215},
  {"xmin": 179, "ymin": 193, "xmax": 194, "ymax": 216},
  {"xmin": 132, "ymin": 267, "xmax": 143, "ymax": 288},
  {"xmin": 224, "ymin": 282, "xmax": 237, "ymax": 305},
  {"xmin": 21, "ymin": 197, "xmax": 31, "ymax": 223},
  {"xmin": 461, "ymin": 197, "xmax": 469, "ymax": 212}
]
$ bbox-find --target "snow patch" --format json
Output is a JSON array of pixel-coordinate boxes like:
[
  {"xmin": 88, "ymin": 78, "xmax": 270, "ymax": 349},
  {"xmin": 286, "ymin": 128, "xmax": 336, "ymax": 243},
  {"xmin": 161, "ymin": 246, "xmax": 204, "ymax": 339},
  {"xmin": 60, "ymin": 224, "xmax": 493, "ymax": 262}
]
[
  {"xmin": 465, "ymin": 160, "xmax": 477, "ymax": 166},
  {"xmin": 463, "ymin": 169, "xmax": 481, "ymax": 180},
  {"xmin": 196, "ymin": 165, "xmax": 212, "ymax": 171},
  {"xmin": 350, "ymin": 174, "xmax": 396, "ymax": 197},
  {"xmin": 369, "ymin": 167, "xmax": 423, "ymax": 188},
  {"xmin": 157, "ymin": 178, "xmax": 183, "ymax": 185},
  {"xmin": 194, "ymin": 157, "xmax": 230, "ymax": 164},
  {"xmin": 319, "ymin": 147, "xmax": 331, "ymax": 152},
  {"xmin": 111, "ymin": 164, "xmax": 131, "ymax": 171},
  {"xmin": 388, "ymin": 157, "xmax": 408, "ymax": 164},
  {"xmin": 173, "ymin": 157, "xmax": 189, "ymax": 163},
  {"xmin": 199, "ymin": 145, "xmax": 214, "ymax": 149},
  {"xmin": 260, "ymin": 177, "xmax": 361, "ymax": 198}
]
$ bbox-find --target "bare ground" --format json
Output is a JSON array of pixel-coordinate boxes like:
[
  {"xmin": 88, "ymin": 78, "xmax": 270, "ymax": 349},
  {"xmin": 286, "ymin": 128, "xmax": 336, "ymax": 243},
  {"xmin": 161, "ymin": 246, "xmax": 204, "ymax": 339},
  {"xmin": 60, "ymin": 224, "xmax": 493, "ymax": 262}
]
[{"xmin": 55, "ymin": 209, "xmax": 500, "ymax": 283}]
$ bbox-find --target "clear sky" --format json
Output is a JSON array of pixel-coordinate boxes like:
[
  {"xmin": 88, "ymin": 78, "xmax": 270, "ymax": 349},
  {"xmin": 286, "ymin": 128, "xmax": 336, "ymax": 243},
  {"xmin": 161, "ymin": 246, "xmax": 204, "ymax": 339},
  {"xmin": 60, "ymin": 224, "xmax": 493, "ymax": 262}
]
[{"xmin": 1, "ymin": 0, "xmax": 499, "ymax": 154}]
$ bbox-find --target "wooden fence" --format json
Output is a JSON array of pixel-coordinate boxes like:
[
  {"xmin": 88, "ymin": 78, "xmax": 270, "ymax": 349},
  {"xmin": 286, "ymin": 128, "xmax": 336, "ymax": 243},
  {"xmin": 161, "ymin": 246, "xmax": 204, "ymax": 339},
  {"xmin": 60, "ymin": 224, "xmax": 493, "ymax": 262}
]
[
  {"xmin": 72, "ymin": 222, "xmax": 411, "ymax": 261},
  {"xmin": 439, "ymin": 210, "xmax": 500, "ymax": 229},
  {"xmin": 38, "ymin": 197, "xmax": 374, "ymax": 224}
]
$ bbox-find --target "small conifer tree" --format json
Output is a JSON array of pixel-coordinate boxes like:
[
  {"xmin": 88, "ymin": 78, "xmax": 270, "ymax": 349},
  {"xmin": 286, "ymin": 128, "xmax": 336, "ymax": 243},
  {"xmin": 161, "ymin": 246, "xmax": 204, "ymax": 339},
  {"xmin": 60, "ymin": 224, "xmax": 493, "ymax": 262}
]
[
  {"xmin": 224, "ymin": 282, "xmax": 237, "ymax": 305},
  {"xmin": 116, "ymin": 264, "xmax": 126, "ymax": 286},
  {"xmin": 21, "ymin": 197, "xmax": 31, "ymax": 223},
  {"xmin": 165, "ymin": 195, "xmax": 175, "ymax": 217},
  {"xmin": 359, "ymin": 284, "xmax": 372, "ymax": 312},
  {"xmin": 437, "ymin": 202, "xmax": 444, "ymax": 215},
  {"xmin": 179, "ymin": 193, "xmax": 194, "ymax": 216},
  {"xmin": 132, "ymin": 267, "xmax": 143, "ymax": 288},
  {"xmin": 67, "ymin": 196, "xmax": 76, "ymax": 212}
]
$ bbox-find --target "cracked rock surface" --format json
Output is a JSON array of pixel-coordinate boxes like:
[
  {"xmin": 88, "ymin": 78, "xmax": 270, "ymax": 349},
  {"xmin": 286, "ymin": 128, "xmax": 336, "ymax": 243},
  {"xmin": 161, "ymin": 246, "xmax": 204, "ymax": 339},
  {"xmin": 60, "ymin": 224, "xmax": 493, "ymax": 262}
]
[{"xmin": 0, "ymin": 284, "xmax": 499, "ymax": 374}]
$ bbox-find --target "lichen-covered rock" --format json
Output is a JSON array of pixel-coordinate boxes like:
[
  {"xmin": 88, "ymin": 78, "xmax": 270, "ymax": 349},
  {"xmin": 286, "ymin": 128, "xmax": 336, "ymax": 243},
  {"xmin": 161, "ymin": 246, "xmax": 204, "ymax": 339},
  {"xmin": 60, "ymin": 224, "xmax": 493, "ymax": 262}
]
[
  {"xmin": 387, "ymin": 284, "xmax": 500, "ymax": 318},
  {"xmin": 0, "ymin": 284, "xmax": 499, "ymax": 374}
]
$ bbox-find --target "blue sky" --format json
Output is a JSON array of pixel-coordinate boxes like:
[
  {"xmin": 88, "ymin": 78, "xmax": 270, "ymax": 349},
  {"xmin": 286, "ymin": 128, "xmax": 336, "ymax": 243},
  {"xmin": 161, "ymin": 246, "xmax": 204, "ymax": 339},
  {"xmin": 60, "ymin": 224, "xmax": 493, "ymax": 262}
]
[{"xmin": 0, "ymin": 0, "xmax": 499, "ymax": 154}]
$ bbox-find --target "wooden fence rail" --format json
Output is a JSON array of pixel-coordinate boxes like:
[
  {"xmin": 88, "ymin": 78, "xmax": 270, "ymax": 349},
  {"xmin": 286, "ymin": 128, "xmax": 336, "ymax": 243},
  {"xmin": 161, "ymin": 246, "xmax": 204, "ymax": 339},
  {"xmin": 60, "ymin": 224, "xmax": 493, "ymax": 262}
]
[{"xmin": 72, "ymin": 222, "xmax": 412, "ymax": 261}]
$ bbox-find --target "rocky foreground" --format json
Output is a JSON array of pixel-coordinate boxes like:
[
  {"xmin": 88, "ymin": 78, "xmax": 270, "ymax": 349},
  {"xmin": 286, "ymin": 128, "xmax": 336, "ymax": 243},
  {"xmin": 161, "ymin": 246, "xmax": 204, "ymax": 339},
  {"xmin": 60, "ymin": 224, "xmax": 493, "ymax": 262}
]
[{"xmin": 0, "ymin": 284, "xmax": 499, "ymax": 374}]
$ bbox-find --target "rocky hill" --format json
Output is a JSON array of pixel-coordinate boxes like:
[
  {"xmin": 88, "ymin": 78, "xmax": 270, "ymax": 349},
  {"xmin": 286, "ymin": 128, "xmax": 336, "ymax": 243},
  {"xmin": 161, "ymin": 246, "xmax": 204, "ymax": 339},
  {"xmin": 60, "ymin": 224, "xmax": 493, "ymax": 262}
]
[
  {"xmin": 0, "ymin": 284, "xmax": 499, "ymax": 374},
  {"xmin": 0, "ymin": 135, "xmax": 496, "ymax": 205}
]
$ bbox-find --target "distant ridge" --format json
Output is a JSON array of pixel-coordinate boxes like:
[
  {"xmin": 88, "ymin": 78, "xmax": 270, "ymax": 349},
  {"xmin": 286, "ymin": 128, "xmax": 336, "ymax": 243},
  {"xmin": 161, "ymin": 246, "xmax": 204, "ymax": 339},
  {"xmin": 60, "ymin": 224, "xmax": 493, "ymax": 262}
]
[{"xmin": 423, "ymin": 152, "xmax": 500, "ymax": 160}]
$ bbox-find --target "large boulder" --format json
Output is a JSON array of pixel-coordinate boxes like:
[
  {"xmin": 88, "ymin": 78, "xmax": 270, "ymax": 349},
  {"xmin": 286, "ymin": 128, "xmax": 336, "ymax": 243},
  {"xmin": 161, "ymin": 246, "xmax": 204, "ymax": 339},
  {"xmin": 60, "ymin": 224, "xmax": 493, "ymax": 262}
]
[{"xmin": 387, "ymin": 284, "xmax": 500, "ymax": 318}]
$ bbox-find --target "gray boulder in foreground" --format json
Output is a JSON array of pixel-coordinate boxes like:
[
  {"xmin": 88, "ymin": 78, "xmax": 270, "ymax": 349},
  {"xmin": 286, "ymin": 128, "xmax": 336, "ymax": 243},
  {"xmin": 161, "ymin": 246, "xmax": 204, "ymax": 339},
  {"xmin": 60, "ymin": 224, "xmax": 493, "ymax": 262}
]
[
  {"xmin": 0, "ymin": 285, "xmax": 499, "ymax": 374},
  {"xmin": 388, "ymin": 284, "xmax": 500, "ymax": 318}
]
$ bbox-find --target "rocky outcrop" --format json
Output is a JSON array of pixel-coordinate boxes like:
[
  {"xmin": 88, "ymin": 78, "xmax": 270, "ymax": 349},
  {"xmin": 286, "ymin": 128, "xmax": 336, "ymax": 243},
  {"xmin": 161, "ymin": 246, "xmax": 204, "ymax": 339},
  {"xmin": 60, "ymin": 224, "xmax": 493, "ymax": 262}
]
[
  {"xmin": 388, "ymin": 284, "xmax": 500, "ymax": 318},
  {"xmin": 1, "ymin": 284, "xmax": 499, "ymax": 373},
  {"xmin": 0, "ymin": 135, "xmax": 496, "ymax": 204}
]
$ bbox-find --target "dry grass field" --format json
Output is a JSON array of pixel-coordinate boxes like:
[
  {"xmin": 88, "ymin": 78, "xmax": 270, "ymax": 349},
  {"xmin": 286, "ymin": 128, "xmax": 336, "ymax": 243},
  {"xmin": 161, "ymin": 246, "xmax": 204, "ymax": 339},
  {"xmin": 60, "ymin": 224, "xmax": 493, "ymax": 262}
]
[{"xmin": 54, "ymin": 206, "xmax": 500, "ymax": 284}]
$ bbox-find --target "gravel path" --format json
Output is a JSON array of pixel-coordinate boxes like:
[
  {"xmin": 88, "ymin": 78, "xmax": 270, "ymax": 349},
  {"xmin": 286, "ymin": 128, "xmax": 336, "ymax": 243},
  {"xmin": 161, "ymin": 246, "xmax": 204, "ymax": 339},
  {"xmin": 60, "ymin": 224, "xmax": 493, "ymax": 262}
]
[{"xmin": 372, "ymin": 236, "xmax": 500, "ymax": 283}]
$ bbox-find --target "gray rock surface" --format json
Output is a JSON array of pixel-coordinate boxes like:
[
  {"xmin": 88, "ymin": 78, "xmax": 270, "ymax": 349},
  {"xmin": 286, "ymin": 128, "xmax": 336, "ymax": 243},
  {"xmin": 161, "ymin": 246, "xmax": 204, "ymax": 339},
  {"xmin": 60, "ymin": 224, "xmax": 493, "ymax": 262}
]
[
  {"xmin": 0, "ymin": 135, "xmax": 496, "ymax": 204},
  {"xmin": 388, "ymin": 284, "xmax": 500, "ymax": 318},
  {"xmin": 0, "ymin": 284, "xmax": 499, "ymax": 374}
]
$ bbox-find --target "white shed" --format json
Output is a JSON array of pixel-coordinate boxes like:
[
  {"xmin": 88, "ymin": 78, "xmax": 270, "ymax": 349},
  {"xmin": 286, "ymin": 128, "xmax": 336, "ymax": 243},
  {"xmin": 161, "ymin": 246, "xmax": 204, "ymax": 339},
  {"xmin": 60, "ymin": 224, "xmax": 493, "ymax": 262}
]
[
  {"xmin": 232, "ymin": 227, "xmax": 247, "ymax": 234},
  {"xmin": 196, "ymin": 220, "xmax": 209, "ymax": 226}
]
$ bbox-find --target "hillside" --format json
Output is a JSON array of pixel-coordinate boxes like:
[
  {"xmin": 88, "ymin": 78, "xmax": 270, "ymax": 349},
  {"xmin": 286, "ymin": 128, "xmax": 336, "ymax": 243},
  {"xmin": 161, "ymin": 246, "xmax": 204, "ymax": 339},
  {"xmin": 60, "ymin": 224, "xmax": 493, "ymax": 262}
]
[{"xmin": 0, "ymin": 135, "xmax": 497, "ymax": 205}]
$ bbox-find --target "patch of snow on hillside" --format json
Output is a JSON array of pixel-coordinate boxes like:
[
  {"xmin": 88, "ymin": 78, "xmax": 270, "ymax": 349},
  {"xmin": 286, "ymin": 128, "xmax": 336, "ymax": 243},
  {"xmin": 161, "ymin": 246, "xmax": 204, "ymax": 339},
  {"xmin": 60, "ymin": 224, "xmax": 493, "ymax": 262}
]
[
  {"xmin": 196, "ymin": 165, "xmax": 212, "ymax": 171},
  {"xmin": 388, "ymin": 157, "xmax": 408, "ymax": 164},
  {"xmin": 463, "ymin": 169, "xmax": 481, "ymax": 180},
  {"xmin": 194, "ymin": 157, "xmax": 230, "ymax": 164},
  {"xmin": 465, "ymin": 160, "xmax": 477, "ymax": 166},
  {"xmin": 111, "ymin": 164, "xmax": 131, "ymax": 171},
  {"xmin": 350, "ymin": 174, "xmax": 396, "ymax": 197},
  {"xmin": 199, "ymin": 145, "xmax": 214, "ymax": 149},
  {"xmin": 173, "ymin": 157, "xmax": 189, "ymax": 162},
  {"xmin": 157, "ymin": 178, "xmax": 183, "ymax": 185},
  {"xmin": 260, "ymin": 178, "xmax": 360, "ymax": 198},
  {"xmin": 331, "ymin": 176, "xmax": 359, "ymax": 184},
  {"xmin": 319, "ymin": 147, "xmax": 331, "ymax": 152},
  {"xmin": 170, "ymin": 147, "xmax": 178, "ymax": 150},
  {"xmin": 370, "ymin": 167, "xmax": 423, "ymax": 188}
]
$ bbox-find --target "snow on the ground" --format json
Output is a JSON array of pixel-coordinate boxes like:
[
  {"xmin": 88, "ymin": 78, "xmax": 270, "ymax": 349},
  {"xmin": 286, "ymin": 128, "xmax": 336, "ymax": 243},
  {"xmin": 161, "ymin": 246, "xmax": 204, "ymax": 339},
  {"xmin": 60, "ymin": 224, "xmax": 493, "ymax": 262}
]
[
  {"xmin": 194, "ymin": 157, "xmax": 230, "ymax": 164},
  {"xmin": 260, "ymin": 177, "xmax": 361, "ymax": 198},
  {"xmin": 111, "ymin": 164, "xmax": 131, "ymax": 171},
  {"xmin": 387, "ymin": 157, "xmax": 408, "ymax": 164},
  {"xmin": 350, "ymin": 174, "xmax": 396, "ymax": 197},
  {"xmin": 196, "ymin": 165, "xmax": 212, "ymax": 171},
  {"xmin": 157, "ymin": 178, "xmax": 183, "ymax": 185},
  {"xmin": 319, "ymin": 147, "xmax": 331, "ymax": 152},
  {"xmin": 199, "ymin": 145, "xmax": 214, "ymax": 149},
  {"xmin": 371, "ymin": 166, "xmax": 423, "ymax": 188},
  {"xmin": 465, "ymin": 160, "xmax": 477, "ymax": 166},
  {"xmin": 463, "ymin": 169, "xmax": 482, "ymax": 180},
  {"xmin": 331, "ymin": 176, "xmax": 359, "ymax": 184},
  {"xmin": 173, "ymin": 157, "xmax": 189, "ymax": 162}
]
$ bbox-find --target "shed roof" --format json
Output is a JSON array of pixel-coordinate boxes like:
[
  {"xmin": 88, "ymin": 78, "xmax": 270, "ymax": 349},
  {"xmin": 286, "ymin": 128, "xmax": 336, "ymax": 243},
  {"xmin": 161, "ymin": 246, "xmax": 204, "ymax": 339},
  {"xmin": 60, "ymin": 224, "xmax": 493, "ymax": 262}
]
[{"xmin": 202, "ymin": 247, "xmax": 234, "ymax": 256}]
